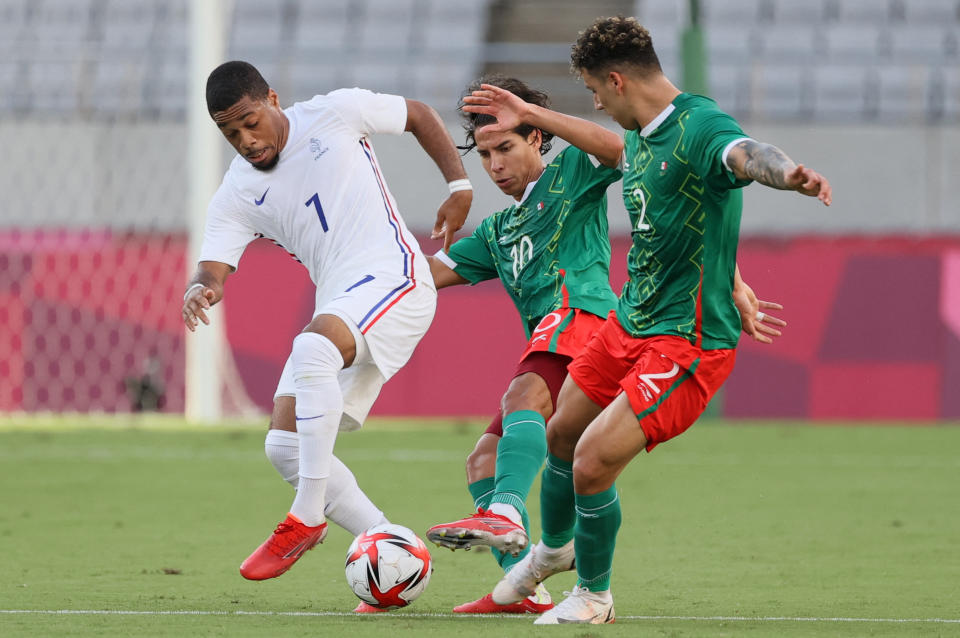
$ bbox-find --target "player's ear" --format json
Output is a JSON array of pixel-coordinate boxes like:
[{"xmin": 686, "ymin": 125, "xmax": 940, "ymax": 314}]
[
  {"xmin": 267, "ymin": 88, "xmax": 280, "ymax": 108},
  {"xmin": 609, "ymin": 71, "xmax": 624, "ymax": 94},
  {"xmin": 527, "ymin": 128, "xmax": 542, "ymax": 151}
]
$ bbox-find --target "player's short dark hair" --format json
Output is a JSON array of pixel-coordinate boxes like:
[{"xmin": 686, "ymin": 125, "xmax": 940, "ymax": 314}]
[
  {"xmin": 458, "ymin": 75, "xmax": 554, "ymax": 156},
  {"xmin": 206, "ymin": 60, "xmax": 270, "ymax": 114},
  {"xmin": 570, "ymin": 16, "xmax": 662, "ymax": 77}
]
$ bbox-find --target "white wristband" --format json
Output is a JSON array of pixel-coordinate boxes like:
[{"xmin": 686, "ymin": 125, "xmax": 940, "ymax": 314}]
[
  {"xmin": 448, "ymin": 179, "xmax": 472, "ymax": 193},
  {"xmin": 183, "ymin": 282, "xmax": 205, "ymax": 302}
]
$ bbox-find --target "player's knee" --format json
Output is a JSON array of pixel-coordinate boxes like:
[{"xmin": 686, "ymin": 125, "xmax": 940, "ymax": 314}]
[
  {"xmin": 546, "ymin": 420, "xmax": 577, "ymax": 460},
  {"xmin": 291, "ymin": 332, "xmax": 344, "ymax": 383},
  {"xmin": 501, "ymin": 374, "xmax": 552, "ymax": 418},
  {"xmin": 571, "ymin": 451, "xmax": 613, "ymax": 494}
]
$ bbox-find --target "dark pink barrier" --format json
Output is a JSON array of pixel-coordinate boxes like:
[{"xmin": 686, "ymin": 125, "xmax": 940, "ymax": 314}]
[
  {"xmin": 728, "ymin": 237, "xmax": 960, "ymax": 420},
  {"xmin": 2, "ymin": 232, "xmax": 958, "ymax": 420},
  {"xmin": 0, "ymin": 230, "xmax": 186, "ymax": 413}
]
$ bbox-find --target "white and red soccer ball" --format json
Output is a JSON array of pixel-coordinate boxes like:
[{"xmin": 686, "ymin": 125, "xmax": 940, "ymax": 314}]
[{"xmin": 344, "ymin": 523, "xmax": 432, "ymax": 609}]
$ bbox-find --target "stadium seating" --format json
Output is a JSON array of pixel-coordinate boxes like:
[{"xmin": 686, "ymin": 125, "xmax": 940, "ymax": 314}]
[{"xmin": 2, "ymin": 0, "xmax": 956, "ymax": 123}]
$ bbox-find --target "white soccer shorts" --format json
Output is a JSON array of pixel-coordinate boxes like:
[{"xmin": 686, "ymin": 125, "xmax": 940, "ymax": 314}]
[{"xmin": 274, "ymin": 276, "xmax": 437, "ymax": 431}]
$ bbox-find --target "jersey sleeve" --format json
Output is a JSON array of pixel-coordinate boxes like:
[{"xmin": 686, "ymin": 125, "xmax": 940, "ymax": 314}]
[
  {"xmin": 326, "ymin": 88, "xmax": 407, "ymax": 137},
  {"xmin": 687, "ymin": 109, "xmax": 754, "ymax": 191},
  {"xmin": 197, "ymin": 176, "xmax": 258, "ymax": 271},
  {"xmin": 444, "ymin": 219, "xmax": 499, "ymax": 284},
  {"xmin": 561, "ymin": 145, "xmax": 622, "ymax": 201}
]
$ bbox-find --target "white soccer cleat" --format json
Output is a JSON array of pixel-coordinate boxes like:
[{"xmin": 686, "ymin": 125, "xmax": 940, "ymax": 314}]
[
  {"xmin": 491, "ymin": 540, "xmax": 575, "ymax": 605},
  {"xmin": 533, "ymin": 585, "xmax": 615, "ymax": 624}
]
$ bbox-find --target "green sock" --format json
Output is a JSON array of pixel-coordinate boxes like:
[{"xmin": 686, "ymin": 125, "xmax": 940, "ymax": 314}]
[
  {"xmin": 467, "ymin": 476, "xmax": 495, "ymax": 510},
  {"xmin": 487, "ymin": 410, "xmax": 545, "ymax": 572},
  {"xmin": 490, "ymin": 410, "xmax": 547, "ymax": 516},
  {"xmin": 540, "ymin": 453, "xmax": 576, "ymax": 548},
  {"xmin": 574, "ymin": 485, "xmax": 621, "ymax": 592}
]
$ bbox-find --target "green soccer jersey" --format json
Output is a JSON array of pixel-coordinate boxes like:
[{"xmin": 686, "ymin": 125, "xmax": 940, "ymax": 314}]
[
  {"xmin": 619, "ymin": 93, "xmax": 753, "ymax": 350},
  {"xmin": 446, "ymin": 145, "xmax": 621, "ymax": 338}
]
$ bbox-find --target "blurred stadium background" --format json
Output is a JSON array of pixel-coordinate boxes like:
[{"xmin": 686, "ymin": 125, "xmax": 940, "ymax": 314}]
[{"xmin": 1, "ymin": 0, "xmax": 958, "ymax": 423}]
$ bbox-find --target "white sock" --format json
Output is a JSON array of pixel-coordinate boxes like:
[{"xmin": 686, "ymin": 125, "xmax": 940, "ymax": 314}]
[
  {"xmin": 289, "ymin": 333, "xmax": 344, "ymax": 527},
  {"xmin": 326, "ymin": 455, "xmax": 389, "ymax": 535},
  {"xmin": 264, "ymin": 429, "xmax": 300, "ymax": 488},
  {"xmin": 264, "ymin": 429, "xmax": 387, "ymax": 534},
  {"xmin": 489, "ymin": 502, "xmax": 523, "ymax": 526}
]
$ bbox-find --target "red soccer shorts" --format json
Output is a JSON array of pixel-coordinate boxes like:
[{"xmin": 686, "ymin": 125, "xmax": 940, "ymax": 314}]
[
  {"xmin": 520, "ymin": 307, "xmax": 607, "ymax": 360},
  {"xmin": 567, "ymin": 313, "xmax": 736, "ymax": 451},
  {"xmin": 484, "ymin": 308, "xmax": 606, "ymax": 436}
]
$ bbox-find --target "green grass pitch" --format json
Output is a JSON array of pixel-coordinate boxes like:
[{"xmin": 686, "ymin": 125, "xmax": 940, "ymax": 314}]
[{"xmin": 0, "ymin": 417, "xmax": 958, "ymax": 637}]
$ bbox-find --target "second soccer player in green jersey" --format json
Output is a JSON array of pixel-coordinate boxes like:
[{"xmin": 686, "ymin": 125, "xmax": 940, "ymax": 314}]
[{"xmin": 425, "ymin": 75, "xmax": 622, "ymax": 614}]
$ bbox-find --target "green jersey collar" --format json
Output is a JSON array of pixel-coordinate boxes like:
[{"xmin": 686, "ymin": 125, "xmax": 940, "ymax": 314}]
[
  {"xmin": 639, "ymin": 102, "xmax": 676, "ymax": 137},
  {"xmin": 513, "ymin": 168, "xmax": 545, "ymax": 208}
]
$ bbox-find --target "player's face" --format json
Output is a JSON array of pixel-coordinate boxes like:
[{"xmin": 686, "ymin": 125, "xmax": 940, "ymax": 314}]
[
  {"xmin": 474, "ymin": 126, "xmax": 543, "ymax": 200},
  {"xmin": 212, "ymin": 90, "xmax": 288, "ymax": 170},
  {"xmin": 582, "ymin": 69, "xmax": 637, "ymax": 130}
]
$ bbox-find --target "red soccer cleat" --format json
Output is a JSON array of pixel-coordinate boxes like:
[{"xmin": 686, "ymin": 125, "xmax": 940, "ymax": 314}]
[
  {"xmin": 239, "ymin": 513, "xmax": 328, "ymax": 581},
  {"xmin": 453, "ymin": 583, "xmax": 555, "ymax": 614},
  {"xmin": 353, "ymin": 601, "xmax": 390, "ymax": 613},
  {"xmin": 426, "ymin": 508, "xmax": 528, "ymax": 556}
]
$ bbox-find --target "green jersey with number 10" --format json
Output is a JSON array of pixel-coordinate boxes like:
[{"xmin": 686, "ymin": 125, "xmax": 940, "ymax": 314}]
[
  {"xmin": 619, "ymin": 93, "xmax": 753, "ymax": 350},
  {"xmin": 445, "ymin": 145, "xmax": 621, "ymax": 338}
]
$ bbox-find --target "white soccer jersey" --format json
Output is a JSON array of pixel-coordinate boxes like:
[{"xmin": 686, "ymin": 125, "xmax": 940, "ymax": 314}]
[{"xmin": 199, "ymin": 88, "xmax": 432, "ymax": 327}]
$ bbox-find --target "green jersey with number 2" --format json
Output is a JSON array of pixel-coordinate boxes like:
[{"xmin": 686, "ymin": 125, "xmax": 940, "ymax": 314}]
[
  {"xmin": 619, "ymin": 93, "xmax": 753, "ymax": 350},
  {"xmin": 446, "ymin": 145, "xmax": 621, "ymax": 338}
]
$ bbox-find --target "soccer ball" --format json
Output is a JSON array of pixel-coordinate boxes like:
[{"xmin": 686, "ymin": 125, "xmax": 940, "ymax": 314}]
[{"xmin": 344, "ymin": 523, "xmax": 433, "ymax": 609}]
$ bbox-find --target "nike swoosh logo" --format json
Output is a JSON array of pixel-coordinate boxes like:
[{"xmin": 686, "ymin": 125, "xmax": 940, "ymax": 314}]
[
  {"xmin": 295, "ymin": 415, "xmax": 324, "ymax": 421},
  {"xmin": 282, "ymin": 539, "xmax": 316, "ymax": 559},
  {"xmin": 254, "ymin": 187, "xmax": 270, "ymax": 206},
  {"xmin": 345, "ymin": 274, "xmax": 375, "ymax": 292}
]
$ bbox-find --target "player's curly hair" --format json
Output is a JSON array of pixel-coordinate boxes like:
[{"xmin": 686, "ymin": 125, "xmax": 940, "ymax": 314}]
[
  {"xmin": 570, "ymin": 16, "xmax": 661, "ymax": 76},
  {"xmin": 206, "ymin": 60, "xmax": 270, "ymax": 114},
  {"xmin": 458, "ymin": 74, "xmax": 554, "ymax": 156}
]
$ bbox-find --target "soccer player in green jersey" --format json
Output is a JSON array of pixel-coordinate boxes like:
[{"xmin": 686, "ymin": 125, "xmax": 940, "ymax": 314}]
[
  {"xmin": 424, "ymin": 75, "xmax": 623, "ymax": 614},
  {"xmin": 423, "ymin": 75, "xmax": 787, "ymax": 615},
  {"xmin": 462, "ymin": 17, "xmax": 831, "ymax": 624}
]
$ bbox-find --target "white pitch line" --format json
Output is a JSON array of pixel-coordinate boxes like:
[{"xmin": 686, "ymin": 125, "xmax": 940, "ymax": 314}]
[{"xmin": 0, "ymin": 610, "xmax": 958, "ymax": 623}]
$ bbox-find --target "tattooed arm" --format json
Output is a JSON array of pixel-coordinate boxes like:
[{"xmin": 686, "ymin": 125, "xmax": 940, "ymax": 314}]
[{"xmin": 726, "ymin": 139, "xmax": 832, "ymax": 206}]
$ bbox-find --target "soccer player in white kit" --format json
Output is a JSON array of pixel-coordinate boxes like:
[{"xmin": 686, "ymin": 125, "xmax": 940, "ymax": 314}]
[{"xmin": 181, "ymin": 61, "xmax": 472, "ymax": 582}]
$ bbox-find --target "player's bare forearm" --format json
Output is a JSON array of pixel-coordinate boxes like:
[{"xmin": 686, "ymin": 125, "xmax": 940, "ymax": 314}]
[
  {"xmin": 727, "ymin": 140, "xmax": 832, "ymax": 205},
  {"xmin": 510, "ymin": 101, "xmax": 622, "ymax": 167},
  {"xmin": 727, "ymin": 140, "xmax": 795, "ymax": 188},
  {"xmin": 182, "ymin": 261, "xmax": 231, "ymax": 331},
  {"xmin": 405, "ymin": 99, "xmax": 469, "ymax": 183},
  {"xmin": 405, "ymin": 99, "xmax": 472, "ymax": 249},
  {"xmin": 426, "ymin": 255, "xmax": 469, "ymax": 289},
  {"xmin": 463, "ymin": 84, "xmax": 623, "ymax": 167}
]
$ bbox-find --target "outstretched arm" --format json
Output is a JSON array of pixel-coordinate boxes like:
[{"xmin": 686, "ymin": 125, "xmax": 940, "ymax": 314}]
[
  {"xmin": 182, "ymin": 260, "xmax": 233, "ymax": 332},
  {"xmin": 462, "ymin": 84, "xmax": 624, "ymax": 167},
  {"xmin": 405, "ymin": 99, "xmax": 473, "ymax": 251},
  {"xmin": 733, "ymin": 265, "xmax": 786, "ymax": 345},
  {"xmin": 726, "ymin": 140, "xmax": 832, "ymax": 206}
]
